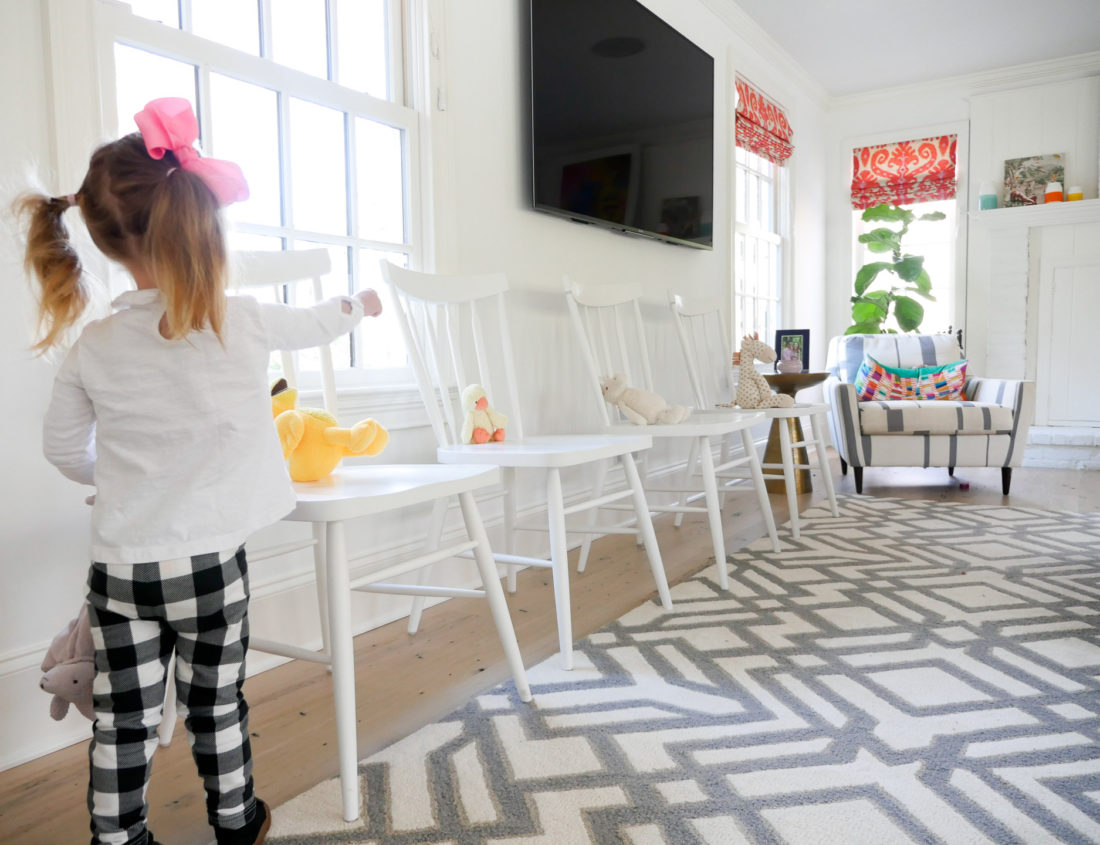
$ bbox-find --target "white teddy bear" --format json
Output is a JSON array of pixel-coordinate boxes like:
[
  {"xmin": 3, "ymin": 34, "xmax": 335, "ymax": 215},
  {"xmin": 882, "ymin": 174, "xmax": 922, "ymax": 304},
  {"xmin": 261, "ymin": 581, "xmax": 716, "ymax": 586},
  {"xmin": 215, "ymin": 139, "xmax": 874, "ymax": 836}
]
[{"xmin": 600, "ymin": 373, "xmax": 690, "ymax": 425}]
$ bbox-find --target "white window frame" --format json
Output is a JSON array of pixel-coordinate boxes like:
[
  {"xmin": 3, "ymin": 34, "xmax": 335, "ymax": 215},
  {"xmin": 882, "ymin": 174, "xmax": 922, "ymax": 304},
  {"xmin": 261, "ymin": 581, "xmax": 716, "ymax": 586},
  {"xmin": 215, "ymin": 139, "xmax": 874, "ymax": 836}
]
[
  {"xmin": 732, "ymin": 144, "xmax": 790, "ymax": 348},
  {"xmin": 44, "ymin": 0, "xmax": 432, "ymax": 404},
  {"xmin": 845, "ymin": 122, "xmax": 969, "ymax": 340}
]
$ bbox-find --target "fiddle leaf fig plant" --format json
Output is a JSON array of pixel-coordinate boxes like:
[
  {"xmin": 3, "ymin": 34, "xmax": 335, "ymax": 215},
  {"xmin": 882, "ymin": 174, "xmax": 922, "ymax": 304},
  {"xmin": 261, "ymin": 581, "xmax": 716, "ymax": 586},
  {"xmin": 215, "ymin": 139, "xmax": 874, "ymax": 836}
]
[{"xmin": 846, "ymin": 202, "xmax": 945, "ymax": 334}]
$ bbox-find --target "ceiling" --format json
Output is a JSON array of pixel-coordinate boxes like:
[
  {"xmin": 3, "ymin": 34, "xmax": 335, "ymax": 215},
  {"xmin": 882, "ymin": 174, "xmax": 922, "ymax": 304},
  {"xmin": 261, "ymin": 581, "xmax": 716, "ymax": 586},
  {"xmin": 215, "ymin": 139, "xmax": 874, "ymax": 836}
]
[{"xmin": 728, "ymin": 0, "xmax": 1100, "ymax": 98}]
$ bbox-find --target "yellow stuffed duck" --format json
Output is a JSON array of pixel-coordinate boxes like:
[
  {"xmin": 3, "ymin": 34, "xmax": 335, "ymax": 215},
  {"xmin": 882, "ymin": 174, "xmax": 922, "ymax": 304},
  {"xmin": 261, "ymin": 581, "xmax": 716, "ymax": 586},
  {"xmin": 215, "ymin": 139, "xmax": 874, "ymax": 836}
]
[{"xmin": 271, "ymin": 379, "xmax": 389, "ymax": 482}]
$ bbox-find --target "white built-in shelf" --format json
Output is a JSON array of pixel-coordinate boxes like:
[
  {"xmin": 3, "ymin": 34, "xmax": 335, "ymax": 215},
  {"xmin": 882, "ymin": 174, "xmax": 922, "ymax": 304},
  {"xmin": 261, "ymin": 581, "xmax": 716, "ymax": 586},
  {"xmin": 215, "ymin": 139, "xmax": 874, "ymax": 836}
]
[{"xmin": 969, "ymin": 198, "xmax": 1100, "ymax": 228}]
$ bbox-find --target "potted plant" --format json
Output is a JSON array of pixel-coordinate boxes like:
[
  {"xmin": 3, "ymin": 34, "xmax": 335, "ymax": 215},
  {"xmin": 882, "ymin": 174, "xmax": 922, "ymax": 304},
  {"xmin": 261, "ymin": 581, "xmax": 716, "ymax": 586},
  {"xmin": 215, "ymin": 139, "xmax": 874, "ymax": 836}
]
[{"xmin": 846, "ymin": 202, "xmax": 945, "ymax": 334}]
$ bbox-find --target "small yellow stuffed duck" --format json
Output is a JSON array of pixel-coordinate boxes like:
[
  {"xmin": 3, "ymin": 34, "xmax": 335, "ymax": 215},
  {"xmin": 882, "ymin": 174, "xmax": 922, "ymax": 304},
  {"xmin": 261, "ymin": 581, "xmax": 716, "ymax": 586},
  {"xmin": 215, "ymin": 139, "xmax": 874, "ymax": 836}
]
[{"xmin": 271, "ymin": 379, "xmax": 389, "ymax": 482}]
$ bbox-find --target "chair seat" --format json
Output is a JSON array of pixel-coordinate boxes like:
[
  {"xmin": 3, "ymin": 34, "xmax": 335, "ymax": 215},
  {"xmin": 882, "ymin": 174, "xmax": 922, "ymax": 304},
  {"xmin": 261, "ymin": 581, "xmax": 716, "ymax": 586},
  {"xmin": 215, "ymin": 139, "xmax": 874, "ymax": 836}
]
[
  {"xmin": 858, "ymin": 400, "xmax": 1014, "ymax": 435},
  {"xmin": 285, "ymin": 464, "xmax": 501, "ymax": 522},
  {"xmin": 606, "ymin": 410, "xmax": 764, "ymax": 438},
  {"xmin": 437, "ymin": 434, "xmax": 654, "ymax": 468}
]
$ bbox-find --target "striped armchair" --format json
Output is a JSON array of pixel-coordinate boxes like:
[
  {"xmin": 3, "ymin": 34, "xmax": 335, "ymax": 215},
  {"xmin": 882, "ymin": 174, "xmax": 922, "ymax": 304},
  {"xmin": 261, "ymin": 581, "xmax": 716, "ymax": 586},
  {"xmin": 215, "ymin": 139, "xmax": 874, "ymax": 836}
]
[{"xmin": 824, "ymin": 334, "xmax": 1034, "ymax": 494}]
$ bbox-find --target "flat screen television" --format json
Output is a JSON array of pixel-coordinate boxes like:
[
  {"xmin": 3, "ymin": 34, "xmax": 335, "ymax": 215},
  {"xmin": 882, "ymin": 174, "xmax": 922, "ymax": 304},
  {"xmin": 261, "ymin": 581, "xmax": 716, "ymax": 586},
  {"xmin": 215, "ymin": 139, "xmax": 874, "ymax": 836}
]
[{"xmin": 529, "ymin": 0, "xmax": 714, "ymax": 249}]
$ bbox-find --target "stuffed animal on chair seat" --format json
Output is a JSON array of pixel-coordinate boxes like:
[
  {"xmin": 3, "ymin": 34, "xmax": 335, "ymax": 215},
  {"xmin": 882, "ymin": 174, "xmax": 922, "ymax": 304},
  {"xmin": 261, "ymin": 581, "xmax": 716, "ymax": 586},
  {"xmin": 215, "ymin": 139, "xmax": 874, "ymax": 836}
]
[
  {"xmin": 271, "ymin": 379, "xmax": 389, "ymax": 482},
  {"xmin": 600, "ymin": 373, "xmax": 690, "ymax": 425},
  {"xmin": 733, "ymin": 333, "xmax": 794, "ymax": 409},
  {"xmin": 461, "ymin": 384, "xmax": 507, "ymax": 444},
  {"xmin": 40, "ymin": 604, "xmax": 95, "ymax": 721}
]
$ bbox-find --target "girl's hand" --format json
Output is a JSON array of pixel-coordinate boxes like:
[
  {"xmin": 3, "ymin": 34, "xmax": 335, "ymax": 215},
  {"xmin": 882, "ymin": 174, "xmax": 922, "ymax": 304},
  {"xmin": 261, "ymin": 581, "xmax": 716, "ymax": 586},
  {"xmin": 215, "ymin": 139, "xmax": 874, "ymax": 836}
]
[{"xmin": 355, "ymin": 289, "xmax": 383, "ymax": 317}]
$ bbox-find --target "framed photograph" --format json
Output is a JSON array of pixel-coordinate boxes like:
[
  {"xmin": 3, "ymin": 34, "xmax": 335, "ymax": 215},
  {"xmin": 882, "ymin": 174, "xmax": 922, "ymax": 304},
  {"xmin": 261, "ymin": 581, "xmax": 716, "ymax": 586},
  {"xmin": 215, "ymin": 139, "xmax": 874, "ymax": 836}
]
[
  {"xmin": 1003, "ymin": 153, "xmax": 1064, "ymax": 207},
  {"xmin": 774, "ymin": 329, "xmax": 810, "ymax": 373}
]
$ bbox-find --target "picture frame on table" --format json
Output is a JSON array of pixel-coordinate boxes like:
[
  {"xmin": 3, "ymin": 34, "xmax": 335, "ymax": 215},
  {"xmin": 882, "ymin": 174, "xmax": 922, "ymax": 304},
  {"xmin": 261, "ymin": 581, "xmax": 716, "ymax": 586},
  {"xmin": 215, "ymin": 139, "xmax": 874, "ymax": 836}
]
[{"xmin": 774, "ymin": 329, "xmax": 809, "ymax": 373}]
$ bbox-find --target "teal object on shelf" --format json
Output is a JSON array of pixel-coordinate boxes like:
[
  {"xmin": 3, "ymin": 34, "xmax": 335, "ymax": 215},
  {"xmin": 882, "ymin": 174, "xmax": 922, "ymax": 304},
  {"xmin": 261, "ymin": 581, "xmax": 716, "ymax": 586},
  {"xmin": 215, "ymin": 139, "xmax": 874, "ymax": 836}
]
[{"xmin": 978, "ymin": 180, "xmax": 998, "ymax": 209}]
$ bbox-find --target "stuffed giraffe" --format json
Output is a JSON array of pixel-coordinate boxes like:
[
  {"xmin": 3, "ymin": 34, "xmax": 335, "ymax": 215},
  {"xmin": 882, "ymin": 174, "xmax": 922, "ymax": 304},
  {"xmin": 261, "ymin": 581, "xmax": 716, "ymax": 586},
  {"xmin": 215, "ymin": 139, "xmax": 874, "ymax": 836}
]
[{"xmin": 733, "ymin": 333, "xmax": 794, "ymax": 409}]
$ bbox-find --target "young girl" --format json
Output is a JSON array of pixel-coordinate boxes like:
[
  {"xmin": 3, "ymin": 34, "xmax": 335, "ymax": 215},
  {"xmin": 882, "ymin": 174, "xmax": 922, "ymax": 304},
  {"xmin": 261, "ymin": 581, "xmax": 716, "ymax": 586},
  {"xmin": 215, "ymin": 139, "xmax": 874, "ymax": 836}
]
[{"xmin": 21, "ymin": 97, "xmax": 382, "ymax": 845}]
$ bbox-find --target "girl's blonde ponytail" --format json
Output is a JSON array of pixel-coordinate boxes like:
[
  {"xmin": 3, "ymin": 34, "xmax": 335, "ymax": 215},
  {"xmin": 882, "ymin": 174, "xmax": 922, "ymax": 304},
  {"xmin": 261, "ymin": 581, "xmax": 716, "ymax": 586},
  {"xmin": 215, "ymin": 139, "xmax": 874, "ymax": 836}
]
[
  {"xmin": 145, "ymin": 170, "xmax": 227, "ymax": 341},
  {"xmin": 18, "ymin": 193, "xmax": 89, "ymax": 353}
]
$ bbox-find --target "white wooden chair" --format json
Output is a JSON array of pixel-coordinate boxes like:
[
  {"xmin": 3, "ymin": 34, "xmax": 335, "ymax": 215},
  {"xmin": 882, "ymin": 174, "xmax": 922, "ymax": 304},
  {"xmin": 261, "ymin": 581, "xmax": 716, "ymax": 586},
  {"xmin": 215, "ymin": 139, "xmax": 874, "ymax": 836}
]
[
  {"xmin": 668, "ymin": 292, "xmax": 838, "ymax": 538},
  {"xmin": 380, "ymin": 261, "xmax": 673, "ymax": 671},
  {"xmin": 564, "ymin": 279, "xmax": 780, "ymax": 589},
  {"xmin": 164, "ymin": 249, "xmax": 531, "ymax": 823}
]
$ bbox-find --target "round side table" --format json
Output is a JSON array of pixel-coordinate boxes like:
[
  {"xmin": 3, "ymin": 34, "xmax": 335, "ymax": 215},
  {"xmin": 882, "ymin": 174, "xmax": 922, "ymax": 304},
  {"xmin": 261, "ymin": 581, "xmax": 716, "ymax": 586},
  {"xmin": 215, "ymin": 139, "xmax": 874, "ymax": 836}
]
[{"xmin": 761, "ymin": 372, "xmax": 830, "ymax": 494}]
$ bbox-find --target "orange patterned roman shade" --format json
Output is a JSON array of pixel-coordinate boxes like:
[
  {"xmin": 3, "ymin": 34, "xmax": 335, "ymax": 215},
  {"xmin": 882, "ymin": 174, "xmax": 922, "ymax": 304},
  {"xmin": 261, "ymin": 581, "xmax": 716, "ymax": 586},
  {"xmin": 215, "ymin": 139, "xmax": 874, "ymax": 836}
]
[
  {"xmin": 735, "ymin": 75, "xmax": 794, "ymax": 166},
  {"xmin": 851, "ymin": 135, "xmax": 958, "ymax": 209}
]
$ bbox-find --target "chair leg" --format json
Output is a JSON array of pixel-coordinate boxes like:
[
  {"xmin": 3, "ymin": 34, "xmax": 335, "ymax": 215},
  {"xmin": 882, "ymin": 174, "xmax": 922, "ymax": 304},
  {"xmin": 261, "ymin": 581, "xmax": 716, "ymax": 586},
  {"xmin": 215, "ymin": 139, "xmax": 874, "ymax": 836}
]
[
  {"xmin": 698, "ymin": 435, "xmax": 729, "ymax": 590},
  {"xmin": 407, "ymin": 497, "xmax": 448, "ymax": 635},
  {"xmin": 839, "ymin": 457, "xmax": 848, "ymax": 476},
  {"xmin": 578, "ymin": 459, "xmax": 609, "ymax": 573},
  {"xmin": 948, "ymin": 466, "xmax": 955, "ymax": 477},
  {"xmin": 717, "ymin": 433, "xmax": 732, "ymax": 509},
  {"xmin": 324, "ymin": 521, "xmax": 360, "ymax": 821},
  {"xmin": 778, "ymin": 417, "xmax": 800, "ymax": 539},
  {"xmin": 1002, "ymin": 467, "xmax": 1012, "ymax": 495},
  {"xmin": 158, "ymin": 653, "xmax": 177, "ymax": 747},
  {"xmin": 621, "ymin": 451, "xmax": 672, "ymax": 610},
  {"xmin": 853, "ymin": 466, "xmax": 864, "ymax": 494},
  {"xmin": 503, "ymin": 467, "xmax": 518, "ymax": 593},
  {"xmin": 742, "ymin": 428, "xmax": 781, "ymax": 553},
  {"xmin": 312, "ymin": 522, "xmax": 330, "ymax": 659},
  {"xmin": 545, "ymin": 468, "xmax": 574, "ymax": 670},
  {"xmin": 810, "ymin": 411, "xmax": 839, "ymax": 518},
  {"xmin": 458, "ymin": 490, "xmax": 531, "ymax": 702},
  {"xmin": 674, "ymin": 438, "xmax": 700, "ymax": 528}
]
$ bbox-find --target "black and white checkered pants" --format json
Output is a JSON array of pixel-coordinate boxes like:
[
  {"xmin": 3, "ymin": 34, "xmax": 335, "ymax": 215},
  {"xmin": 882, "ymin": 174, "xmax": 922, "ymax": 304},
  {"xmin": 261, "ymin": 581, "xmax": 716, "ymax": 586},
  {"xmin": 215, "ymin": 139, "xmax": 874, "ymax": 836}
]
[{"xmin": 85, "ymin": 546, "xmax": 257, "ymax": 845}]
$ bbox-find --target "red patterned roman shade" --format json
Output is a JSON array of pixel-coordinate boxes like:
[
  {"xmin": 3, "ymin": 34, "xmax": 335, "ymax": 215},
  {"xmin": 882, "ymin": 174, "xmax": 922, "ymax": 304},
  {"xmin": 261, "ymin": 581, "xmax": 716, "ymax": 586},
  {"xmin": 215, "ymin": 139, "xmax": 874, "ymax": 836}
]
[
  {"xmin": 735, "ymin": 76, "xmax": 794, "ymax": 166},
  {"xmin": 850, "ymin": 135, "xmax": 958, "ymax": 210}
]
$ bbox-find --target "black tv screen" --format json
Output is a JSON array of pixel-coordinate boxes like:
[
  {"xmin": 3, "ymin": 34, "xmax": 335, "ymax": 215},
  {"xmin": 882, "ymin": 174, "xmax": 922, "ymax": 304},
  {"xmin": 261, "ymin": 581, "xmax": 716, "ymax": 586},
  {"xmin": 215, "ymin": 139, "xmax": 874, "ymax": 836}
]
[{"xmin": 529, "ymin": 0, "xmax": 714, "ymax": 249}]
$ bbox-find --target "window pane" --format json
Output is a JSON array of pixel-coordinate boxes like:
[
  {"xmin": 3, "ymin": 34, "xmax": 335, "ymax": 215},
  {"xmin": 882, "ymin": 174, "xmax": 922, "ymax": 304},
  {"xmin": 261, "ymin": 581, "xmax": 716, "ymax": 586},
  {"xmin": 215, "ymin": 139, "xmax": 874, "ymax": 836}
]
[
  {"xmin": 359, "ymin": 250, "xmax": 409, "ymax": 368},
  {"xmin": 228, "ymin": 233, "xmax": 284, "ymax": 255},
  {"xmin": 295, "ymin": 244, "xmax": 352, "ymax": 371},
  {"xmin": 114, "ymin": 45, "xmax": 196, "ymax": 137},
  {"xmin": 852, "ymin": 199, "xmax": 955, "ymax": 333},
  {"xmin": 289, "ymin": 98, "xmax": 348, "ymax": 234},
  {"xmin": 127, "ymin": 0, "xmax": 180, "ymax": 28},
  {"xmin": 336, "ymin": 0, "xmax": 388, "ymax": 98},
  {"xmin": 355, "ymin": 118, "xmax": 404, "ymax": 243},
  {"xmin": 210, "ymin": 74, "xmax": 281, "ymax": 227},
  {"xmin": 192, "ymin": 0, "xmax": 260, "ymax": 55},
  {"xmin": 271, "ymin": 0, "xmax": 328, "ymax": 79}
]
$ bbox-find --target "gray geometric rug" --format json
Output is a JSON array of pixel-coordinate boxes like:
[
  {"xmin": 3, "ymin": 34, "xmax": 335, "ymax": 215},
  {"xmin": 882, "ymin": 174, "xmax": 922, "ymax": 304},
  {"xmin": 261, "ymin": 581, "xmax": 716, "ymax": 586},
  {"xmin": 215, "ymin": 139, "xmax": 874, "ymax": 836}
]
[{"xmin": 268, "ymin": 497, "xmax": 1100, "ymax": 844}]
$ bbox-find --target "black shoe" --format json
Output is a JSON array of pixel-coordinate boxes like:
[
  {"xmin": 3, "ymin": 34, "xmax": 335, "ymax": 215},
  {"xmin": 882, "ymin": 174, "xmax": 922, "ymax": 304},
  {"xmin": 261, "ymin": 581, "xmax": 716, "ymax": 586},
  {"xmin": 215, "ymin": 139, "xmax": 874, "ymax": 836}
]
[{"xmin": 214, "ymin": 799, "xmax": 270, "ymax": 845}]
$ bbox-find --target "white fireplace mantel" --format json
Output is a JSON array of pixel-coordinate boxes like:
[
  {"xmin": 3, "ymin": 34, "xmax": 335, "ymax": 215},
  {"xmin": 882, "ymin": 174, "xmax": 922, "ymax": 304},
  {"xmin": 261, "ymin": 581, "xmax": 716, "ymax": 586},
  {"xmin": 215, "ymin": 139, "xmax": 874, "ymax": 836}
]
[{"xmin": 969, "ymin": 198, "xmax": 1100, "ymax": 230}]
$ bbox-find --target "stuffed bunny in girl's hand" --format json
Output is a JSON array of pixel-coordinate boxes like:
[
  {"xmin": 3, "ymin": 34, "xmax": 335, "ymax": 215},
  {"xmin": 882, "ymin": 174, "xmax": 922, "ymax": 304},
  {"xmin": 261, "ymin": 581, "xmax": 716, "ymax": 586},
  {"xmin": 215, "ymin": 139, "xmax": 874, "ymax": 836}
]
[{"xmin": 40, "ymin": 604, "xmax": 95, "ymax": 721}]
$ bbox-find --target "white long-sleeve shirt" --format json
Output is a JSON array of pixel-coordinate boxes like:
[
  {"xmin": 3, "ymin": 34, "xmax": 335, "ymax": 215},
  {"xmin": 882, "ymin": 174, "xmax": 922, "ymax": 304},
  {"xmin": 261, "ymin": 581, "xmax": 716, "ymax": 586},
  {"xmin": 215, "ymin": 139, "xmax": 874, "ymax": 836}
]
[{"xmin": 43, "ymin": 289, "xmax": 364, "ymax": 564}]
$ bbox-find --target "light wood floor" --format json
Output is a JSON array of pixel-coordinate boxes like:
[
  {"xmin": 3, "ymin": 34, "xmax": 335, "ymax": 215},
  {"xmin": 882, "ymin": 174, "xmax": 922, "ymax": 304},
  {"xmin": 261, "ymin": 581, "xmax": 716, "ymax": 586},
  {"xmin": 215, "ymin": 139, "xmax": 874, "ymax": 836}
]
[{"xmin": 2, "ymin": 459, "xmax": 1097, "ymax": 845}]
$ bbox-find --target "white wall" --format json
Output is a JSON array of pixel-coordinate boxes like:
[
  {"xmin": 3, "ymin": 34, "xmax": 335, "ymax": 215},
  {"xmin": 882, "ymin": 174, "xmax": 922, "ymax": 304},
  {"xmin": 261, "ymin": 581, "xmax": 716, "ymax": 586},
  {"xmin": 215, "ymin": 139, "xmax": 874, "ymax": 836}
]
[{"xmin": 0, "ymin": 0, "xmax": 829, "ymax": 768}]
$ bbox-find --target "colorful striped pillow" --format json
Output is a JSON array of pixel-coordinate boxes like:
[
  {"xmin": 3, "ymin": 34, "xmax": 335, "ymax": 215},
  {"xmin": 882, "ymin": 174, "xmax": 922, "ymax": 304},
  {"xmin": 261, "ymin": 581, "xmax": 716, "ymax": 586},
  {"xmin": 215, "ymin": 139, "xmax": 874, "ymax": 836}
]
[{"xmin": 853, "ymin": 355, "xmax": 967, "ymax": 401}]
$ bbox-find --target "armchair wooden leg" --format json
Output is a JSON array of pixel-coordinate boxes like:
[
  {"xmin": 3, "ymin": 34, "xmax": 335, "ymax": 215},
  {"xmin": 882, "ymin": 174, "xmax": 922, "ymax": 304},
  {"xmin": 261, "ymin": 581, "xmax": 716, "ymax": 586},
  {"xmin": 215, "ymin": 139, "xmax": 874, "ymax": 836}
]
[
  {"xmin": 839, "ymin": 457, "xmax": 848, "ymax": 476},
  {"xmin": 1002, "ymin": 467, "xmax": 1012, "ymax": 495},
  {"xmin": 853, "ymin": 466, "xmax": 863, "ymax": 494}
]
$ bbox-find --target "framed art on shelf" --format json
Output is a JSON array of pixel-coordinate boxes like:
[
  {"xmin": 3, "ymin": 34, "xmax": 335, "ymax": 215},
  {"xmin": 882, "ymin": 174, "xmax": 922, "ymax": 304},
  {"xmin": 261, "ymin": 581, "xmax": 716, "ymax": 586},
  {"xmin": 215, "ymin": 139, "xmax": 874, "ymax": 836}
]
[
  {"xmin": 774, "ymin": 329, "xmax": 809, "ymax": 373},
  {"xmin": 1003, "ymin": 153, "xmax": 1064, "ymax": 207}
]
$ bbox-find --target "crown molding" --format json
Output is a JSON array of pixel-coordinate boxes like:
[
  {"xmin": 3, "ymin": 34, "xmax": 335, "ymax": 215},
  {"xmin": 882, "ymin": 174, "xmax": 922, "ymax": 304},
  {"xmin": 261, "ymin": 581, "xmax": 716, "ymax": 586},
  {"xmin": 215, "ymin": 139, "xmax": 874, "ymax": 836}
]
[
  {"xmin": 696, "ymin": 0, "xmax": 830, "ymax": 109},
  {"xmin": 831, "ymin": 51, "xmax": 1100, "ymax": 109}
]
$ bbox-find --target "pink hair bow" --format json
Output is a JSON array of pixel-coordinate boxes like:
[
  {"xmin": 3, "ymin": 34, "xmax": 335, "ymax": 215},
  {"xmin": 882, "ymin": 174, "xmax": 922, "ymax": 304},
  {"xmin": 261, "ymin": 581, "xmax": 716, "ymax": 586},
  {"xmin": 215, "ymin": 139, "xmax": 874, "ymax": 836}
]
[{"xmin": 134, "ymin": 97, "xmax": 250, "ymax": 206}]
